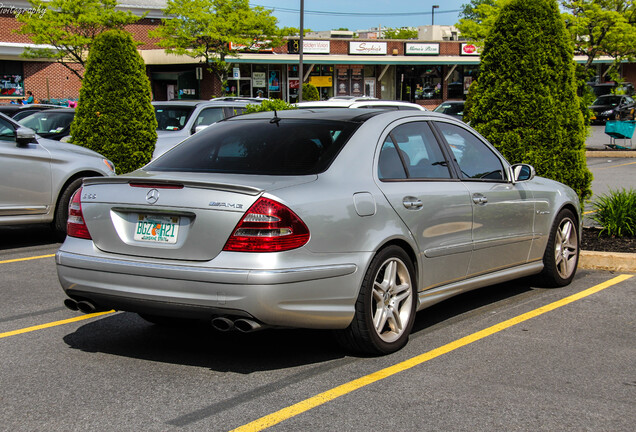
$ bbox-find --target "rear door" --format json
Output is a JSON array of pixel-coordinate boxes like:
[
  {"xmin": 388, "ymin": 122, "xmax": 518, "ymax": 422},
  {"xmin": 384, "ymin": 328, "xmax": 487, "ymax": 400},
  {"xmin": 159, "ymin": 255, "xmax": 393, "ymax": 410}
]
[
  {"xmin": 433, "ymin": 121, "xmax": 535, "ymax": 277},
  {"xmin": 375, "ymin": 120, "xmax": 473, "ymax": 289}
]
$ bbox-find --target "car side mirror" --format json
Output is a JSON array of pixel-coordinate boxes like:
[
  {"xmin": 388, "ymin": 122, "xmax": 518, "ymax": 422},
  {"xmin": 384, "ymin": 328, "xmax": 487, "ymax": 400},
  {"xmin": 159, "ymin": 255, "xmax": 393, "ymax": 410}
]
[
  {"xmin": 194, "ymin": 125, "xmax": 208, "ymax": 134},
  {"xmin": 511, "ymin": 163, "xmax": 535, "ymax": 182},
  {"xmin": 15, "ymin": 126, "xmax": 36, "ymax": 146}
]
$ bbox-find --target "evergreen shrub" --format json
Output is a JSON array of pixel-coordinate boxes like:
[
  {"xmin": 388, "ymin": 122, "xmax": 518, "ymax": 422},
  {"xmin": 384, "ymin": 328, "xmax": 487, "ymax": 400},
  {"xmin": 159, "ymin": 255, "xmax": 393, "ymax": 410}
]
[
  {"xmin": 465, "ymin": 0, "xmax": 592, "ymax": 202},
  {"xmin": 244, "ymin": 99, "xmax": 296, "ymax": 113},
  {"xmin": 71, "ymin": 30, "xmax": 157, "ymax": 174},
  {"xmin": 302, "ymin": 83, "xmax": 319, "ymax": 101}
]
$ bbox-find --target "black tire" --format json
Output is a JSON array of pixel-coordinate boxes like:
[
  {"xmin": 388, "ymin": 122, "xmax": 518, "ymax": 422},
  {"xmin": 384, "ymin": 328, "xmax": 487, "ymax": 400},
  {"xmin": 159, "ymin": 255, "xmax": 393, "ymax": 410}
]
[
  {"xmin": 52, "ymin": 177, "xmax": 84, "ymax": 236},
  {"xmin": 538, "ymin": 209, "xmax": 579, "ymax": 287},
  {"xmin": 336, "ymin": 246, "xmax": 417, "ymax": 355}
]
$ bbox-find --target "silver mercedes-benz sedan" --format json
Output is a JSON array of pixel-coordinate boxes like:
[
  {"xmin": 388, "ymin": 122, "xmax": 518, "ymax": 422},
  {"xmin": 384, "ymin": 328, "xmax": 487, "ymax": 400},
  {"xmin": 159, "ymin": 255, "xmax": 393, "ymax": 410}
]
[{"xmin": 56, "ymin": 109, "xmax": 581, "ymax": 354}]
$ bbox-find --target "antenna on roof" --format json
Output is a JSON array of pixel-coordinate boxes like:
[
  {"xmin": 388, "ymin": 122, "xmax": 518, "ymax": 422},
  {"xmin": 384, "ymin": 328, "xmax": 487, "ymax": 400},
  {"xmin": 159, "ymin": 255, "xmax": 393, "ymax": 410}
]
[{"xmin": 270, "ymin": 109, "xmax": 281, "ymax": 125}]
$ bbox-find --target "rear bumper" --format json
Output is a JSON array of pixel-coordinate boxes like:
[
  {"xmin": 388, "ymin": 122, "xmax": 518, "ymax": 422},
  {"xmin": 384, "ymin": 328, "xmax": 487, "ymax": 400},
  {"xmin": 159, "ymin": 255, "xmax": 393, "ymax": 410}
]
[{"xmin": 56, "ymin": 241, "xmax": 368, "ymax": 329}]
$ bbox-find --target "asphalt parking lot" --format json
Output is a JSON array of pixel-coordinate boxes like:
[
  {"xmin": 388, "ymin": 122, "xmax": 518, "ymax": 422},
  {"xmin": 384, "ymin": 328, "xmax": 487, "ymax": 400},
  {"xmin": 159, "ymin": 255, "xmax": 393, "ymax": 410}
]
[{"xmin": 1, "ymin": 226, "xmax": 635, "ymax": 431}]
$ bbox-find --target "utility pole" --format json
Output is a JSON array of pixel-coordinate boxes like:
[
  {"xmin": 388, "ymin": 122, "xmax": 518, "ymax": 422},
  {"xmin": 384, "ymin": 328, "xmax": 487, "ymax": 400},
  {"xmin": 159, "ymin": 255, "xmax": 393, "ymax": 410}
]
[{"xmin": 299, "ymin": 0, "xmax": 304, "ymax": 102}]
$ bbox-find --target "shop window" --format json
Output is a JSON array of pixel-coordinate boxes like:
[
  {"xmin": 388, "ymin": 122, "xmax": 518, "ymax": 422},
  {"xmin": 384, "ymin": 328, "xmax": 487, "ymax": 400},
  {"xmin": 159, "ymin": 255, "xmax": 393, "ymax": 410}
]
[{"xmin": 0, "ymin": 61, "xmax": 24, "ymax": 98}]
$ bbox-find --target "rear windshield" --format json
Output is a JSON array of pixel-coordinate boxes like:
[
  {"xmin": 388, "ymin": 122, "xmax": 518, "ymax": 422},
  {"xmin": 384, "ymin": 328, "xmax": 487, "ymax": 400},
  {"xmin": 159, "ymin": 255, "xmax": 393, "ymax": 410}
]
[
  {"xmin": 147, "ymin": 118, "xmax": 361, "ymax": 175},
  {"xmin": 593, "ymin": 95, "xmax": 621, "ymax": 106},
  {"xmin": 155, "ymin": 105, "xmax": 195, "ymax": 131}
]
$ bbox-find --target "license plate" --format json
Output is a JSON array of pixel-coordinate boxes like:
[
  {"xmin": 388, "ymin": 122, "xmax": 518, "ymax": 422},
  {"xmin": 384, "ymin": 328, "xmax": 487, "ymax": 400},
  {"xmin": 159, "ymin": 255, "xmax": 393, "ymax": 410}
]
[{"xmin": 134, "ymin": 214, "xmax": 180, "ymax": 244}]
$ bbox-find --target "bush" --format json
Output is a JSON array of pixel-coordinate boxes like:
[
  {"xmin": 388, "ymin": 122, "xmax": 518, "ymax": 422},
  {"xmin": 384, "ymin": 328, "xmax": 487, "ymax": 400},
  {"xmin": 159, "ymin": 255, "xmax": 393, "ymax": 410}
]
[
  {"xmin": 591, "ymin": 188, "xmax": 636, "ymax": 237},
  {"xmin": 71, "ymin": 30, "xmax": 157, "ymax": 174},
  {"xmin": 244, "ymin": 99, "xmax": 296, "ymax": 113},
  {"xmin": 302, "ymin": 83, "xmax": 319, "ymax": 101},
  {"xmin": 465, "ymin": 0, "xmax": 592, "ymax": 202}
]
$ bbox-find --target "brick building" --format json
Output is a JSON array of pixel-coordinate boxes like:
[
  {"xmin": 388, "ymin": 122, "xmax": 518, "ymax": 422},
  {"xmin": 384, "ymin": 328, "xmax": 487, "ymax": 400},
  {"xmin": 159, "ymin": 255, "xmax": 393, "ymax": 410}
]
[{"xmin": 1, "ymin": 1, "xmax": 634, "ymax": 107}]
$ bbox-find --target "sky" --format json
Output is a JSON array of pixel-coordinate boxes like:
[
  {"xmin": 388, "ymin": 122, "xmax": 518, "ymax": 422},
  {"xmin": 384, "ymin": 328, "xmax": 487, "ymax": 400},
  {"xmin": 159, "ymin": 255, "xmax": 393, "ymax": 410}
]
[{"xmin": 248, "ymin": 1, "xmax": 468, "ymax": 32}]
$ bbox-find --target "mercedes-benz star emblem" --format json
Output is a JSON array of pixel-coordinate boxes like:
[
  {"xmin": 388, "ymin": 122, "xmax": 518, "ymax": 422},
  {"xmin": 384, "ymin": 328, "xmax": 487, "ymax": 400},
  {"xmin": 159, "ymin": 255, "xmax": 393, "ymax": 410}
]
[{"xmin": 146, "ymin": 189, "xmax": 159, "ymax": 205}]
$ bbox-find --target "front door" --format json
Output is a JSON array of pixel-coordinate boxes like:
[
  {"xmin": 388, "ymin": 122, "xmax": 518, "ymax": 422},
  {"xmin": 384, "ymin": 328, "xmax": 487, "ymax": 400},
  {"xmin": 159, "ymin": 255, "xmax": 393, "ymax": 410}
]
[{"xmin": 433, "ymin": 121, "xmax": 535, "ymax": 277}]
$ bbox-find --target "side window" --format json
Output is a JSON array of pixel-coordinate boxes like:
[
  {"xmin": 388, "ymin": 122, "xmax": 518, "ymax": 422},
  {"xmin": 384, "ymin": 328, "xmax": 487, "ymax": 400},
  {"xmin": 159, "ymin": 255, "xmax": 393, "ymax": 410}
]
[
  {"xmin": 0, "ymin": 118, "xmax": 15, "ymax": 142},
  {"xmin": 195, "ymin": 108, "xmax": 224, "ymax": 128},
  {"xmin": 378, "ymin": 138, "xmax": 407, "ymax": 180},
  {"xmin": 435, "ymin": 122, "xmax": 505, "ymax": 181},
  {"xmin": 380, "ymin": 122, "xmax": 451, "ymax": 180}
]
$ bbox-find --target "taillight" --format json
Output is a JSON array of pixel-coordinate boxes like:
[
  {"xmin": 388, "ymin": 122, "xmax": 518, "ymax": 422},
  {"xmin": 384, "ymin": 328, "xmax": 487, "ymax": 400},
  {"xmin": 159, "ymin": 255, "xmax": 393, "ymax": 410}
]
[
  {"xmin": 223, "ymin": 197, "xmax": 310, "ymax": 252},
  {"xmin": 67, "ymin": 187, "xmax": 91, "ymax": 239}
]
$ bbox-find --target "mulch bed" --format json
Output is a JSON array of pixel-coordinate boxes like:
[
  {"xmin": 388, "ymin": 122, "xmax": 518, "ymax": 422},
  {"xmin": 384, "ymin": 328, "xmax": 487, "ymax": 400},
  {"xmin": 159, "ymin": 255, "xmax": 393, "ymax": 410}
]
[{"xmin": 581, "ymin": 227, "xmax": 636, "ymax": 253}]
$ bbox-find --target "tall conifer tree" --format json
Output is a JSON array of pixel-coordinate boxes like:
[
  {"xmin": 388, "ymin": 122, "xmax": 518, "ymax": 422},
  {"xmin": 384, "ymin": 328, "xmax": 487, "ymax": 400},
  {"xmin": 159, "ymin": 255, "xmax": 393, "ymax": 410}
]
[
  {"xmin": 466, "ymin": 0, "xmax": 592, "ymax": 201},
  {"xmin": 71, "ymin": 30, "xmax": 157, "ymax": 173}
]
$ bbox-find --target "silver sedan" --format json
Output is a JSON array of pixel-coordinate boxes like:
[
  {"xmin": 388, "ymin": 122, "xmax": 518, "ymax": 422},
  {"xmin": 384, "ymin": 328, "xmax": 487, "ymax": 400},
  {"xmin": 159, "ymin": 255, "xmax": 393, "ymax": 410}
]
[
  {"xmin": 56, "ymin": 109, "xmax": 581, "ymax": 354},
  {"xmin": 0, "ymin": 113, "xmax": 115, "ymax": 235}
]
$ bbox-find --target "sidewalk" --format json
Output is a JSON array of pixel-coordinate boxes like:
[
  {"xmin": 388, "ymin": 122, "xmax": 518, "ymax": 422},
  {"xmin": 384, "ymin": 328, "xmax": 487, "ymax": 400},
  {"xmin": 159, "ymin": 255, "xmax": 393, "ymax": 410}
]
[{"xmin": 580, "ymin": 124, "xmax": 635, "ymax": 272}]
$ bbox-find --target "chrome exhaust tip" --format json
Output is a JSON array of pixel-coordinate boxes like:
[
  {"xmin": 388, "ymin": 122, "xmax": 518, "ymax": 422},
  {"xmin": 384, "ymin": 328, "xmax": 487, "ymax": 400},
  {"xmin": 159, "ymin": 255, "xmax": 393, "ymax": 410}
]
[
  {"xmin": 211, "ymin": 317, "xmax": 234, "ymax": 332},
  {"xmin": 63, "ymin": 298, "xmax": 79, "ymax": 311},
  {"xmin": 234, "ymin": 318, "xmax": 263, "ymax": 333}
]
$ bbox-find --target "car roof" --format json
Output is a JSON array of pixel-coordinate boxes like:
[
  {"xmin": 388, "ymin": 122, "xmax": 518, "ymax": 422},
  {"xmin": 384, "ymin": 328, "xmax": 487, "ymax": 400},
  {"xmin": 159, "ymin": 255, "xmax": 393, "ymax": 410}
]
[
  {"xmin": 152, "ymin": 100, "xmax": 253, "ymax": 107},
  {"xmin": 296, "ymin": 100, "xmax": 427, "ymax": 110}
]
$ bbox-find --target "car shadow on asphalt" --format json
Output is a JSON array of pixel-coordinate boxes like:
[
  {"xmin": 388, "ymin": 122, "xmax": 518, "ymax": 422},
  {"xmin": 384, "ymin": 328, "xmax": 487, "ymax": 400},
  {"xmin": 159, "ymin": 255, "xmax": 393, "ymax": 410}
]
[
  {"xmin": 0, "ymin": 224, "xmax": 62, "ymax": 251},
  {"xmin": 61, "ymin": 277, "xmax": 543, "ymax": 373}
]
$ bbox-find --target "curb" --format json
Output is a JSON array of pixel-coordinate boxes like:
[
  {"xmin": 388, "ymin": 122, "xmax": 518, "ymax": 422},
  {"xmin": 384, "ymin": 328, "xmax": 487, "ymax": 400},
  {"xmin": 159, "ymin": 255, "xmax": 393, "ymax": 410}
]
[
  {"xmin": 579, "ymin": 250, "xmax": 636, "ymax": 272},
  {"xmin": 586, "ymin": 150, "xmax": 635, "ymax": 158}
]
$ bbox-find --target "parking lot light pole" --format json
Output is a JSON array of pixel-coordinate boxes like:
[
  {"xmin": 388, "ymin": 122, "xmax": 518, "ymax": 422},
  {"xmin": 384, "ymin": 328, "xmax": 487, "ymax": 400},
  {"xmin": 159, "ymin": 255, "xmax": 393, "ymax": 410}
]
[
  {"xmin": 432, "ymin": 4, "xmax": 439, "ymax": 25},
  {"xmin": 299, "ymin": 0, "xmax": 304, "ymax": 102}
]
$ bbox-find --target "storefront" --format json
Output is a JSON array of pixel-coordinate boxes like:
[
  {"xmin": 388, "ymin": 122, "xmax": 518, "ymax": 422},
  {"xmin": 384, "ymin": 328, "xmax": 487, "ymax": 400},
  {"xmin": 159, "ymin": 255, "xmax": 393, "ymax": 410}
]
[{"xmin": 0, "ymin": 60, "xmax": 24, "ymax": 100}]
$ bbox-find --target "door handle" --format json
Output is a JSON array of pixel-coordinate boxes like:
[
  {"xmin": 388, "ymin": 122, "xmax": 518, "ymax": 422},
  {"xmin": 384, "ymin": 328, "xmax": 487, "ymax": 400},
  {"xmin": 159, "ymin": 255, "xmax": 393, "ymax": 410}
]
[
  {"xmin": 472, "ymin": 194, "xmax": 488, "ymax": 205},
  {"xmin": 403, "ymin": 197, "xmax": 423, "ymax": 209}
]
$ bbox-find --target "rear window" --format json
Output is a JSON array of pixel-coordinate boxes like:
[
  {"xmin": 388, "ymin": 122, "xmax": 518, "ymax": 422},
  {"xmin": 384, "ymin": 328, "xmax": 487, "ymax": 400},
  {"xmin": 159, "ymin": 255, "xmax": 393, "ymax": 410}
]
[
  {"xmin": 147, "ymin": 118, "xmax": 361, "ymax": 175},
  {"xmin": 155, "ymin": 105, "xmax": 195, "ymax": 131}
]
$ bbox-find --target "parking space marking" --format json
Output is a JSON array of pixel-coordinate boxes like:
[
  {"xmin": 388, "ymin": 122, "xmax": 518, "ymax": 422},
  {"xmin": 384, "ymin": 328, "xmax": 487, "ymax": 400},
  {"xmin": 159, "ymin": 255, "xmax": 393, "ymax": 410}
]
[
  {"xmin": 0, "ymin": 254, "xmax": 55, "ymax": 264},
  {"xmin": 231, "ymin": 274, "xmax": 634, "ymax": 432},
  {"xmin": 0, "ymin": 311, "xmax": 115, "ymax": 339},
  {"xmin": 596, "ymin": 161, "xmax": 636, "ymax": 169}
]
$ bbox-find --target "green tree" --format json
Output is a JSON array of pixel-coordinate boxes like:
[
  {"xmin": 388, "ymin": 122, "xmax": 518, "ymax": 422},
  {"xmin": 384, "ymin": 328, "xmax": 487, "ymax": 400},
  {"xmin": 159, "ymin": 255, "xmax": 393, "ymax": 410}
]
[
  {"xmin": 383, "ymin": 27, "xmax": 418, "ymax": 39},
  {"xmin": 458, "ymin": 0, "xmax": 636, "ymax": 78},
  {"xmin": 16, "ymin": 0, "xmax": 140, "ymax": 80},
  {"xmin": 562, "ymin": 0, "xmax": 636, "ymax": 79},
  {"xmin": 465, "ymin": 0, "xmax": 592, "ymax": 202},
  {"xmin": 151, "ymin": 0, "xmax": 289, "ymax": 95},
  {"xmin": 71, "ymin": 30, "xmax": 156, "ymax": 174}
]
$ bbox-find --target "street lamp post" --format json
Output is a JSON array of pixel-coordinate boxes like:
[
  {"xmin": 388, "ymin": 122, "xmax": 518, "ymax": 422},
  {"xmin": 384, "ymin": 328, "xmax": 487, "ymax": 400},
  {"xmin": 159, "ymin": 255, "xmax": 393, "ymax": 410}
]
[{"xmin": 432, "ymin": 4, "xmax": 439, "ymax": 26}]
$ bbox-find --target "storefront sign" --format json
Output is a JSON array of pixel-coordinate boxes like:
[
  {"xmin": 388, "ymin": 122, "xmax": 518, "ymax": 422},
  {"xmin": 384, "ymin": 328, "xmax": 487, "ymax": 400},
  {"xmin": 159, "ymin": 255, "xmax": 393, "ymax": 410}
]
[
  {"xmin": 288, "ymin": 40, "xmax": 331, "ymax": 54},
  {"xmin": 252, "ymin": 72, "xmax": 266, "ymax": 87},
  {"xmin": 289, "ymin": 78, "xmax": 300, "ymax": 89},
  {"xmin": 405, "ymin": 43, "xmax": 440, "ymax": 56},
  {"xmin": 0, "ymin": 74, "xmax": 23, "ymax": 97},
  {"xmin": 229, "ymin": 41, "xmax": 274, "ymax": 52},
  {"xmin": 309, "ymin": 76, "xmax": 333, "ymax": 87},
  {"xmin": 232, "ymin": 67, "xmax": 240, "ymax": 79},
  {"xmin": 460, "ymin": 43, "xmax": 480, "ymax": 56},
  {"xmin": 349, "ymin": 42, "xmax": 387, "ymax": 55}
]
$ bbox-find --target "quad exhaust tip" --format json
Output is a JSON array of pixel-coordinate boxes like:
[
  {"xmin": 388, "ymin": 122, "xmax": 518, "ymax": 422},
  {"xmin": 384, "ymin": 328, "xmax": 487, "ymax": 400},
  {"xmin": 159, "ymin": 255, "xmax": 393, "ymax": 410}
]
[
  {"xmin": 63, "ymin": 298, "xmax": 107, "ymax": 314},
  {"xmin": 211, "ymin": 316, "xmax": 264, "ymax": 333}
]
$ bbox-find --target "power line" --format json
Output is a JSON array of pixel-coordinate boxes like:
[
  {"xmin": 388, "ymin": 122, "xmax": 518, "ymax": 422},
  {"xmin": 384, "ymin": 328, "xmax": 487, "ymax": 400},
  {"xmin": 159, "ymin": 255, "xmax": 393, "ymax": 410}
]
[{"xmin": 251, "ymin": 4, "xmax": 461, "ymax": 18}]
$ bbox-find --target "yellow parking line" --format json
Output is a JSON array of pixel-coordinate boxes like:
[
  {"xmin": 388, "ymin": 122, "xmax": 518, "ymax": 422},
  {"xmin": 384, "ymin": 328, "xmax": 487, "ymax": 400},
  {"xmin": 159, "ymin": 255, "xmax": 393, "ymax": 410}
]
[
  {"xmin": 231, "ymin": 274, "xmax": 634, "ymax": 432},
  {"xmin": 597, "ymin": 161, "xmax": 636, "ymax": 169},
  {"xmin": 0, "ymin": 254, "xmax": 55, "ymax": 264},
  {"xmin": 0, "ymin": 311, "xmax": 115, "ymax": 339}
]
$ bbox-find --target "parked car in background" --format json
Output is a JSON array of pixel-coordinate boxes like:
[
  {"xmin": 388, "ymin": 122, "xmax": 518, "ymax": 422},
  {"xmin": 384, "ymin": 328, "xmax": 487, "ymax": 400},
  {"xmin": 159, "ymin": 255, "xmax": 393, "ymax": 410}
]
[
  {"xmin": 433, "ymin": 100, "xmax": 465, "ymax": 120},
  {"xmin": 153, "ymin": 100, "xmax": 257, "ymax": 158},
  {"xmin": 587, "ymin": 81, "xmax": 635, "ymax": 98},
  {"xmin": 0, "ymin": 113, "xmax": 115, "ymax": 235},
  {"xmin": 57, "ymin": 108, "xmax": 581, "ymax": 355},
  {"xmin": 17, "ymin": 108, "xmax": 75, "ymax": 141},
  {"xmin": 296, "ymin": 99, "xmax": 427, "ymax": 111},
  {"xmin": 588, "ymin": 94, "xmax": 636, "ymax": 124},
  {"xmin": 0, "ymin": 103, "xmax": 60, "ymax": 120}
]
